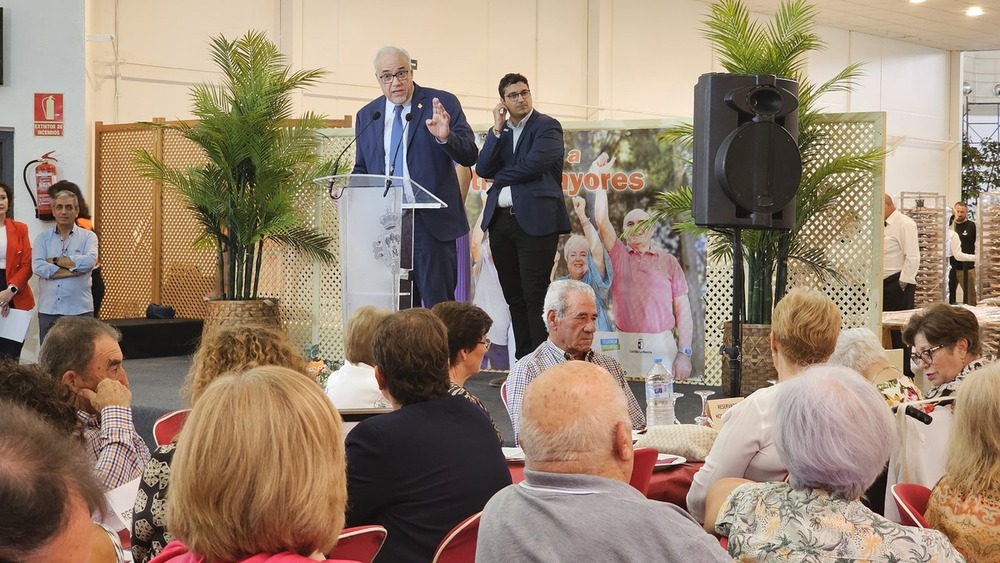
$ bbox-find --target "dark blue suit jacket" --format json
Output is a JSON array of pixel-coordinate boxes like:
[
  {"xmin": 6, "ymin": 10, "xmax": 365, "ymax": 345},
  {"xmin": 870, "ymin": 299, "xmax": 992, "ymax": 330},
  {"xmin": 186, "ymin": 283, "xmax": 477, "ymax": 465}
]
[
  {"xmin": 352, "ymin": 84, "xmax": 477, "ymax": 242},
  {"xmin": 344, "ymin": 394, "xmax": 511, "ymax": 563},
  {"xmin": 475, "ymin": 111, "xmax": 571, "ymax": 237}
]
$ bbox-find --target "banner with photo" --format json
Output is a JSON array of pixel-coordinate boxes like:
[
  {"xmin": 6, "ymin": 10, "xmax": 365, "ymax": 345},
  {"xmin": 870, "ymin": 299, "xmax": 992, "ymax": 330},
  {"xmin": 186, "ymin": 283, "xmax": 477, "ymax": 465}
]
[{"xmin": 464, "ymin": 122, "xmax": 706, "ymax": 379}]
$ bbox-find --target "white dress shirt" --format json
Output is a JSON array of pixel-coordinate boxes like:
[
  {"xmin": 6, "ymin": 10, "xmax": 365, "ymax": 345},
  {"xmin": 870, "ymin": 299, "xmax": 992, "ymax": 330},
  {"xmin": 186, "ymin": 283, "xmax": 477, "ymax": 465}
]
[
  {"xmin": 948, "ymin": 229, "xmax": 975, "ymax": 263},
  {"xmin": 883, "ymin": 209, "xmax": 920, "ymax": 285},
  {"xmin": 497, "ymin": 109, "xmax": 534, "ymax": 208}
]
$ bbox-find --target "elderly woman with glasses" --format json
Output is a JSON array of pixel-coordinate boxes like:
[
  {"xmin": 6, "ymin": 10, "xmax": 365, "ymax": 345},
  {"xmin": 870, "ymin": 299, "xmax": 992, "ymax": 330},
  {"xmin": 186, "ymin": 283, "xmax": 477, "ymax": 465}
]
[
  {"xmin": 902, "ymin": 302, "xmax": 989, "ymax": 402},
  {"xmin": 432, "ymin": 301, "xmax": 503, "ymax": 443}
]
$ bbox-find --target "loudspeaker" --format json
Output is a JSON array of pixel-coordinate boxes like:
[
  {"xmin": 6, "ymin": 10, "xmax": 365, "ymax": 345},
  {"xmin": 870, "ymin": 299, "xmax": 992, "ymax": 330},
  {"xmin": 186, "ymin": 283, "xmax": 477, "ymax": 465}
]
[{"xmin": 692, "ymin": 73, "xmax": 801, "ymax": 229}]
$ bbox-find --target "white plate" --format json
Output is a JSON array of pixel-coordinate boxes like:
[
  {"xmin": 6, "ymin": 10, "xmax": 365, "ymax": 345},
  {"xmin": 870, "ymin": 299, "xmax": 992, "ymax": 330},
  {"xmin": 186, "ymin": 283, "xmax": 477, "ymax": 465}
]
[
  {"xmin": 654, "ymin": 453, "xmax": 687, "ymax": 469},
  {"xmin": 502, "ymin": 447, "xmax": 525, "ymax": 462}
]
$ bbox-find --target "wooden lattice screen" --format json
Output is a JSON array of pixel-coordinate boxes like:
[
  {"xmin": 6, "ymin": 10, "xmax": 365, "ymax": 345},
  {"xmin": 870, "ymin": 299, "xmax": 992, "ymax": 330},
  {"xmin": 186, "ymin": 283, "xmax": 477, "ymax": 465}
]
[
  {"xmin": 701, "ymin": 112, "xmax": 886, "ymax": 385},
  {"xmin": 94, "ymin": 117, "xmax": 353, "ymax": 359}
]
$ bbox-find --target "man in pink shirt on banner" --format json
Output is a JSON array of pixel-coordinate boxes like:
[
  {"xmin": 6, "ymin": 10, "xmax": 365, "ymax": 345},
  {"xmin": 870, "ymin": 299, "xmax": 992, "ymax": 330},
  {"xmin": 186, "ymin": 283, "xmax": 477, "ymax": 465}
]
[{"xmin": 593, "ymin": 153, "xmax": 694, "ymax": 380}]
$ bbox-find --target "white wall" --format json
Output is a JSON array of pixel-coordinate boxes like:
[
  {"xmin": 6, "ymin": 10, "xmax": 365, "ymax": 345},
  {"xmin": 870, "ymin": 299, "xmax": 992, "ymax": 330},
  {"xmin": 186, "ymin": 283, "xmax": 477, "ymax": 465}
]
[
  {"xmin": 0, "ymin": 1, "xmax": 88, "ymax": 359},
  {"xmin": 82, "ymin": 0, "xmax": 960, "ymax": 203}
]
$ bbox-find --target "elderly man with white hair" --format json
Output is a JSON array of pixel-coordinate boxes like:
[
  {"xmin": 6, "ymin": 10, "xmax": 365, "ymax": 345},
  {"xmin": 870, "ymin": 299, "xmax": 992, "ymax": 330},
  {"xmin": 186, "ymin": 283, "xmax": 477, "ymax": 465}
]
[
  {"xmin": 703, "ymin": 366, "xmax": 963, "ymax": 561},
  {"xmin": 505, "ymin": 279, "xmax": 644, "ymax": 444},
  {"xmin": 477, "ymin": 361, "xmax": 730, "ymax": 562},
  {"xmin": 593, "ymin": 165, "xmax": 694, "ymax": 379}
]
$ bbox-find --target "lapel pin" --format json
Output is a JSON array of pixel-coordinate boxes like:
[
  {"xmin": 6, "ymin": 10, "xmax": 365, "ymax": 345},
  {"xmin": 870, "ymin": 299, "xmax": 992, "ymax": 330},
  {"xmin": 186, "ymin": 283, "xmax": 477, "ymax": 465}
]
[{"xmin": 417, "ymin": 103, "xmax": 423, "ymax": 109}]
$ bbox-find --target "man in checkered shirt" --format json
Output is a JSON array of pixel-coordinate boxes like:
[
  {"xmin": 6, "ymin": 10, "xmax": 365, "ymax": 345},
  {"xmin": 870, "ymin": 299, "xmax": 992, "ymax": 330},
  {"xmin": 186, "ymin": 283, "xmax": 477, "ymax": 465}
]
[
  {"xmin": 39, "ymin": 316, "xmax": 150, "ymax": 490},
  {"xmin": 506, "ymin": 279, "xmax": 644, "ymax": 444}
]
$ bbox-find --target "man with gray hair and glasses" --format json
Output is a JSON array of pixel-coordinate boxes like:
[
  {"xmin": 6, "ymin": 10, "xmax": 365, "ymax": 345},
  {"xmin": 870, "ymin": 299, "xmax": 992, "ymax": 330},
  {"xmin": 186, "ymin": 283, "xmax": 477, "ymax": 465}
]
[
  {"xmin": 478, "ymin": 362, "xmax": 730, "ymax": 562},
  {"xmin": 505, "ymin": 279, "xmax": 644, "ymax": 444},
  {"xmin": 32, "ymin": 186, "xmax": 98, "ymax": 343},
  {"xmin": 351, "ymin": 46, "xmax": 478, "ymax": 309}
]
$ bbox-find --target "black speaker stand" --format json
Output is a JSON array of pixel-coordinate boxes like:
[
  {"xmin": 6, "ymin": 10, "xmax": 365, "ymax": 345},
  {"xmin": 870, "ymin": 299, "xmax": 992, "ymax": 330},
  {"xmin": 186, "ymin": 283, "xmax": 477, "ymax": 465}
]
[{"xmin": 721, "ymin": 227, "xmax": 743, "ymax": 397}]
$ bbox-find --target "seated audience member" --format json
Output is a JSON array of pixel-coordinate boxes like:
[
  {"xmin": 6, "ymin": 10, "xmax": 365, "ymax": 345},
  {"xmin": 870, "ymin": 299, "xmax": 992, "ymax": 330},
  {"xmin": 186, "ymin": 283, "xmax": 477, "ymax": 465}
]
[
  {"xmin": 0, "ymin": 400, "xmax": 122, "ymax": 563},
  {"xmin": 0, "ymin": 359, "xmax": 83, "ymax": 439},
  {"xmin": 132, "ymin": 326, "xmax": 313, "ymax": 563},
  {"xmin": 507, "ymin": 279, "xmax": 644, "ymax": 443},
  {"xmin": 431, "ymin": 300, "xmax": 503, "ymax": 443},
  {"xmin": 345, "ymin": 309, "xmax": 511, "ymax": 563},
  {"xmin": 478, "ymin": 361, "xmax": 730, "ymax": 562},
  {"xmin": 151, "ymin": 367, "xmax": 354, "ymax": 563},
  {"xmin": 704, "ymin": 367, "xmax": 963, "ymax": 561},
  {"xmin": 831, "ymin": 327, "xmax": 923, "ymax": 516},
  {"xmin": 926, "ymin": 364, "xmax": 1000, "ymax": 561},
  {"xmin": 38, "ymin": 316, "xmax": 150, "ymax": 491},
  {"xmin": 903, "ymin": 302, "xmax": 988, "ymax": 401},
  {"xmin": 325, "ymin": 305, "xmax": 392, "ymax": 409},
  {"xmin": 688, "ymin": 288, "xmax": 840, "ymax": 523},
  {"xmin": 831, "ymin": 327, "xmax": 923, "ymax": 407}
]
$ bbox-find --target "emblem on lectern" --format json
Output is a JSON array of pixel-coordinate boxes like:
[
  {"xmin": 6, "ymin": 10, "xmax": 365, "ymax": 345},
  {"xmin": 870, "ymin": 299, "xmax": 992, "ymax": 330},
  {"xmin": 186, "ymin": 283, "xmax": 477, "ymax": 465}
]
[{"xmin": 372, "ymin": 210, "xmax": 401, "ymax": 267}]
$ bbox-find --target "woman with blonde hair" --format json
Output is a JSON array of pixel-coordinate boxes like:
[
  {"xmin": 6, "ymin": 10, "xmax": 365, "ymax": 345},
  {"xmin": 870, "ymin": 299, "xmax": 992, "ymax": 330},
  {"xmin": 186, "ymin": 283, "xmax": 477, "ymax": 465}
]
[
  {"xmin": 151, "ymin": 366, "xmax": 354, "ymax": 563},
  {"xmin": 926, "ymin": 365, "xmax": 1000, "ymax": 561},
  {"xmin": 687, "ymin": 288, "xmax": 841, "ymax": 523},
  {"xmin": 132, "ymin": 327, "xmax": 312, "ymax": 563},
  {"xmin": 325, "ymin": 305, "xmax": 391, "ymax": 409}
]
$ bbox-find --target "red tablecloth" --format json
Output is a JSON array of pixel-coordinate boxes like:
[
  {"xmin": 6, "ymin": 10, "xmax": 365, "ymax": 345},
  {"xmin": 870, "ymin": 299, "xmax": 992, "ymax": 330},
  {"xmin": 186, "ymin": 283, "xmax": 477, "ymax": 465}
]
[{"xmin": 507, "ymin": 461, "xmax": 703, "ymax": 511}]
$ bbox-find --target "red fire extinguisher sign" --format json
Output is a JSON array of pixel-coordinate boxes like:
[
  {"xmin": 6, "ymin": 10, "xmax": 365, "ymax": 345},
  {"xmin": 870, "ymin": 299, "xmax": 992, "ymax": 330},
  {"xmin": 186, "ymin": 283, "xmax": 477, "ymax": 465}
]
[{"xmin": 34, "ymin": 93, "xmax": 64, "ymax": 137}]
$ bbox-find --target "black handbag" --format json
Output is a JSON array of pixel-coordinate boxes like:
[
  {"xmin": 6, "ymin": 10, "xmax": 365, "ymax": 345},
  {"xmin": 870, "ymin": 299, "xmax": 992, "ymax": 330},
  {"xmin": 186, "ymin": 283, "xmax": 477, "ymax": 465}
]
[{"xmin": 145, "ymin": 303, "xmax": 176, "ymax": 319}]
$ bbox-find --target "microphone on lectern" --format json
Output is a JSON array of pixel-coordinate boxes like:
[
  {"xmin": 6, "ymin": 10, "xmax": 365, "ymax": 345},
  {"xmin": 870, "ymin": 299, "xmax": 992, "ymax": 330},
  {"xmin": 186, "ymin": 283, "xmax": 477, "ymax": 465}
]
[{"xmin": 328, "ymin": 111, "xmax": 381, "ymax": 199}]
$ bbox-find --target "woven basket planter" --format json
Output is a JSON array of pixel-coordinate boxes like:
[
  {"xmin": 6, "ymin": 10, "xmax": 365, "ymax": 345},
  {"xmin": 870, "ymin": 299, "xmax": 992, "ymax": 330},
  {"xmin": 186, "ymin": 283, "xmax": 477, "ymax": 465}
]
[
  {"xmin": 203, "ymin": 298, "xmax": 282, "ymax": 337},
  {"xmin": 721, "ymin": 322, "xmax": 778, "ymax": 397}
]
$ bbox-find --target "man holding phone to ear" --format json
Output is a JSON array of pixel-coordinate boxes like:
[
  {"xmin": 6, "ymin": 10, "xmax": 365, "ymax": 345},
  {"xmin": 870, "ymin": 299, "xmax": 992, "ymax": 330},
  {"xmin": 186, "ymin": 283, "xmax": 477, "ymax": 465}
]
[{"xmin": 476, "ymin": 73, "xmax": 570, "ymax": 363}]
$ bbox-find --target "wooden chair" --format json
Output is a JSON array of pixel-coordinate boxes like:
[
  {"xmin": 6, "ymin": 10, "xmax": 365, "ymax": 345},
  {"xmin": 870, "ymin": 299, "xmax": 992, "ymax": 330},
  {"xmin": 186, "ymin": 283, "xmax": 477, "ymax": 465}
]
[
  {"xmin": 432, "ymin": 512, "xmax": 481, "ymax": 563},
  {"xmin": 329, "ymin": 525, "xmax": 387, "ymax": 563},
  {"xmin": 629, "ymin": 447, "xmax": 659, "ymax": 496},
  {"xmin": 152, "ymin": 409, "xmax": 191, "ymax": 447},
  {"xmin": 891, "ymin": 483, "xmax": 932, "ymax": 528}
]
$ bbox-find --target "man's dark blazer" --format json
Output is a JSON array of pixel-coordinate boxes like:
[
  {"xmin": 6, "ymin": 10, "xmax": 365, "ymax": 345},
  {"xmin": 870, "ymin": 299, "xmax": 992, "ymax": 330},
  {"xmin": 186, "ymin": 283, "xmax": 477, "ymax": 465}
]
[
  {"xmin": 344, "ymin": 394, "xmax": 512, "ymax": 563},
  {"xmin": 475, "ymin": 111, "xmax": 571, "ymax": 236},
  {"xmin": 352, "ymin": 83, "xmax": 477, "ymax": 242}
]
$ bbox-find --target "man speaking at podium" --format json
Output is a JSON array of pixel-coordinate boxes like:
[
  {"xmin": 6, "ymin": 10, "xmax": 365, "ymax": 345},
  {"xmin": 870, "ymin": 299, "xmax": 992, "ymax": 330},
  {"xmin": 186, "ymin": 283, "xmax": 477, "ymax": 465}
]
[{"xmin": 353, "ymin": 46, "xmax": 478, "ymax": 308}]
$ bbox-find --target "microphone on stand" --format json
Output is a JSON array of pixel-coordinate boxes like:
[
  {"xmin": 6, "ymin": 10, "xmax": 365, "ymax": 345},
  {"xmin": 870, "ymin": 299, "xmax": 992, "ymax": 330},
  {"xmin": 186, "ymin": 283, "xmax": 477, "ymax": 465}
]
[
  {"xmin": 383, "ymin": 112, "xmax": 412, "ymax": 198},
  {"xmin": 329, "ymin": 111, "xmax": 381, "ymax": 199}
]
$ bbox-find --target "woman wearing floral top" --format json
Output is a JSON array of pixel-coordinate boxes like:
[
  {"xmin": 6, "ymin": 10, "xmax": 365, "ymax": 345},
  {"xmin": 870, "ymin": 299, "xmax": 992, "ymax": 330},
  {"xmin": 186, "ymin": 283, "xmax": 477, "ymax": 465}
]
[
  {"xmin": 926, "ymin": 365, "xmax": 1000, "ymax": 562},
  {"xmin": 903, "ymin": 303, "xmax": 989, "ymax": 403},
  {"xmin": 704, "ymin": 366, "xmax": 964, "ymax": 562}
]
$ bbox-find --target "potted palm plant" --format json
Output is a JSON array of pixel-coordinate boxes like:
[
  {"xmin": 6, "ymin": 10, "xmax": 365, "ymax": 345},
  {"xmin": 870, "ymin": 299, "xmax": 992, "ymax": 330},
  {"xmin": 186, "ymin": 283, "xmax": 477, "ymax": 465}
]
[
  {"xmin": 649, "ymin": 0, "xmax": 883, "ymax": 393},
  {"xmin": 136, "ymin": 30, "xmax": 335, "ymax": 331}
]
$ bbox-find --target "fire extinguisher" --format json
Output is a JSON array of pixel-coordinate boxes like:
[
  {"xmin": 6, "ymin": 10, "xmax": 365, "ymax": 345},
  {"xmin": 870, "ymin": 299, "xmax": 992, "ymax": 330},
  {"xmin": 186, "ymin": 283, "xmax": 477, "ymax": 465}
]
[{"xmin": 22, "ymin": 151, "xmax": 58, "ymax": 220}]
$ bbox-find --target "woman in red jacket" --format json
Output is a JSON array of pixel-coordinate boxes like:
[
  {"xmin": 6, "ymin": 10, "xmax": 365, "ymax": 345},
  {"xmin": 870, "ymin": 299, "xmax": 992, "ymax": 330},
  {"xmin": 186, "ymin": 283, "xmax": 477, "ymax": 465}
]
[{"xmin": 0, "ymin": 180, "xmax": 34, "ymax": 360}]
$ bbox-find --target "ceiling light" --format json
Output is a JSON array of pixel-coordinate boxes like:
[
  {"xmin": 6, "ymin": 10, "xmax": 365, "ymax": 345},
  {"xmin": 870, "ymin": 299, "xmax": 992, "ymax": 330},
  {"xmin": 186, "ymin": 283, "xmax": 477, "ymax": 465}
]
[
  {"xmin": 966, "ymin": 6, "xmax": 984, "ymax": 16},
  {"xmin": 909, "ymin": 0, "xmax": 925, "ymax": 4}
]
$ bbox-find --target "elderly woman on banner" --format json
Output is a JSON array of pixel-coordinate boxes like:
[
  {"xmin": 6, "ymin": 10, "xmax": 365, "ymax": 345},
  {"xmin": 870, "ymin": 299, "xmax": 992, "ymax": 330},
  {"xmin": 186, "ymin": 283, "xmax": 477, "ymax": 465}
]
[
  {"xmin": 902, "ymin": 302, "xmax": 989, "ymax": 402},
  {"xmin": 926, "ymin": 365, "xmax": 1000, "ymax": 562},
  {"xmin": 686, "ymin": 288, "xmax": 841, "ymax": 523},
  {"xmin": 704, "ymin": 366, "xmax": 964, "ymax": 561}
]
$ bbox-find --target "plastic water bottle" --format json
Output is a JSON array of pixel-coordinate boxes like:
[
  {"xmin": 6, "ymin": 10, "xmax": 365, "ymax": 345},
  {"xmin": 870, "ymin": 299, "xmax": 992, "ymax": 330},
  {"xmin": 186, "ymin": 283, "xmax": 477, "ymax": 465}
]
[{"xmin": 645, "ymin": 358, "xmax": 674, "ymax": 427}]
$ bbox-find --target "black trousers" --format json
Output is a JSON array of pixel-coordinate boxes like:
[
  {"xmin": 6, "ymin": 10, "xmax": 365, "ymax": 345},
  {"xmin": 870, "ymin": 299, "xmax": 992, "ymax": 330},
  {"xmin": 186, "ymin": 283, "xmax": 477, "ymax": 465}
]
[
  {"xmin": 948, "ymin": 265, "xmax": 974, "ymax": 305},
  {"xmin": 488, "ymin": 210, "xmax": 558, "ymax": 360},
  {"xmin": 883, "ymin": 273, "xmax": 916, "ymax": 377}
]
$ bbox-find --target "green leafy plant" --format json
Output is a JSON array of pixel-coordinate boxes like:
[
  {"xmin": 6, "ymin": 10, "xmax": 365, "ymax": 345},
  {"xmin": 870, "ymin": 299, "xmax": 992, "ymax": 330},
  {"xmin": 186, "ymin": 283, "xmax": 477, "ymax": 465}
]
[
  {"xmin": 136, "ymin": 30, "xmax": 335, "ymax": 301},
  {"xmin": 650, "ymin": 0, "xmax": 883, "ymax": 323},
  {"xmin": 962, "ymin": 135, "xmax": 1000, "ymax": 202}
]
